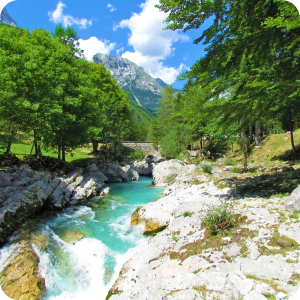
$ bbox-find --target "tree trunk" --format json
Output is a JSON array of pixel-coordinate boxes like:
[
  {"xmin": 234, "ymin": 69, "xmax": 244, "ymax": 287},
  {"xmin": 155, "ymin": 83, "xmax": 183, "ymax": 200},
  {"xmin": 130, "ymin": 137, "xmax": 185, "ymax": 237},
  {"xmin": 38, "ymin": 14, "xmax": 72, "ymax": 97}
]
[
  {"xmin": 241, "ymin": 131, "xmax": 248, "ymax": 171},
  {"xmin": 34, "ymin": 140, "xmax": 38, "ymax": 158},
  {"xmin": 5, "ymin": 129, "xmax": 15, "ymax": 154},
  {"xmin": 249, "ymin": 124, "xmax": 253, "ymax": 144},
  {"xmin": 58, "ymin": 144, "xmax": 61, "ymax": 161},
  {"xmin": 30, "ymin": 140, "xmax": 35, "ymax": 156},
  {"xmin": 5, "ymin": 140, "xmax": 12, "ymax": 154},
  {"xmin": 34, "ymin": 140, "xmax": 42, "ymax": 158},
  {"xmin": 289, "ymin": 108, "xmax": 296, "ymax": 151},
  {"xmin": 62, "ymin": 143, "xmax": 65, "ymax": 161},
  {"xmin": 92, "ymin": 139, "xmax": 98, "ymax": 153},
  {"xmin": 255, "ymin": 121, "xmax": 260, "ymax": 146}
]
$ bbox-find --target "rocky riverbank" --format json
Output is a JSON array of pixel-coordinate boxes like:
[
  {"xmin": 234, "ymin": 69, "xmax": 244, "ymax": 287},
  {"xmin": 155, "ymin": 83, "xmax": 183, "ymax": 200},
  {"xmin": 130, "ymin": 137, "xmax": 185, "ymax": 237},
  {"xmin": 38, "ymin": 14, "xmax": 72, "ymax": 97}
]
[
  {"xmin": 107, "ymin": 159, "xmax": 300, "ymax": 300},
  {"xmin": 0, "ymin": 159, "xmax": 138, "ymax": 300}
]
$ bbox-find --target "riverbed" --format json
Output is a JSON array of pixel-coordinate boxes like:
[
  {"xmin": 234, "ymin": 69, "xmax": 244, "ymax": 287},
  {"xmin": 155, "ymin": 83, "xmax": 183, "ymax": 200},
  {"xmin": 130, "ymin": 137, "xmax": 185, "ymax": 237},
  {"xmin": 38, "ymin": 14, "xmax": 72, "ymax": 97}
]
[{"xmin": 0, "ymin": 177, "xmax": 164, "ymax": 300}]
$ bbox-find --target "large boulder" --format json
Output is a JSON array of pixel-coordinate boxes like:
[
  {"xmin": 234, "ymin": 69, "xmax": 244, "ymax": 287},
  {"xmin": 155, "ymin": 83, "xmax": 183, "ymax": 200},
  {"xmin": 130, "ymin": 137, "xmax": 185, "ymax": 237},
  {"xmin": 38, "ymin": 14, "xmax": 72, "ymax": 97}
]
[
  {"xmin": 152, "ymin": 159, "xmax": 185, "ymax": 186},
  {"xmin": 97, "ymin": 162, "xmax": 139, "ymax": 182},
  {"xmin": 134, "ymin": 160, "xmax": 155, "ymax": 176},
  {"xmin": 58, "ymin": 229, "xmax": 85, "ymax": 244},
  {"xmin": 285, "ymin": 185, "xmax": 300, "ymax": 212},
  {"xmin": 0, "ymin": 241, "xmax": 46, "ymax": 300},
  {"xmin": 0, "ymin": 168, "xmax": 54, "ymax": 245},
  {"xmin": 145, "ymin": 152, "xmax": 165, "ymax": 164}
]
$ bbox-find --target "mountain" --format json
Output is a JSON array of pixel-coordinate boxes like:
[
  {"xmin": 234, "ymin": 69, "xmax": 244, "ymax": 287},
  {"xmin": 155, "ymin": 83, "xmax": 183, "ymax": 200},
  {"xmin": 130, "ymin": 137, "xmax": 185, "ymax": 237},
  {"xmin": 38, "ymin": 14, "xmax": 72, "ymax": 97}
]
[
  {"xmin": 0, "ymin": 7, "xmax": 17, "ymax": 27},
  {"xmin": 93, "ymin": 53, "xmax": 168, "ymax": 115},
  {"xmin": 155, "ymin": 78, "xmax": 168, "ymax": 88}
]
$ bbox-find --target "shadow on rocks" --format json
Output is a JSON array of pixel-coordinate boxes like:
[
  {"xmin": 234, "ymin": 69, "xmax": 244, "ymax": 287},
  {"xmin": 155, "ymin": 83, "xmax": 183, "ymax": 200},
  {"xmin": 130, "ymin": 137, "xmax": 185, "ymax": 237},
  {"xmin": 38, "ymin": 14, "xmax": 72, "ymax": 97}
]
[{"xmin": 218, "ymin": 168, "xmax": 300, "ymax": 198}]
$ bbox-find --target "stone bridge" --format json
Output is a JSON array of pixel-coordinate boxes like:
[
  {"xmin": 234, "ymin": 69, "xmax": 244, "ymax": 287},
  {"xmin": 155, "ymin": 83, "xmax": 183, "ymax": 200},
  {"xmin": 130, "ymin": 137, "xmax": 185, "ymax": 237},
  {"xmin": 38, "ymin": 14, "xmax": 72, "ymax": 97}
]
[{"xmin": 121, "ymin": 141, "xmax": 157, "ymax": 153}]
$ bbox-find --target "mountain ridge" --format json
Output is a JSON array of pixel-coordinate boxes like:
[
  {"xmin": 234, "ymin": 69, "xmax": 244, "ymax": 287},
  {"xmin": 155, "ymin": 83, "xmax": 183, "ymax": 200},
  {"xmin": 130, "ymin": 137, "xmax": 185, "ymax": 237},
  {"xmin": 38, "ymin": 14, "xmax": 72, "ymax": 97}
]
[
  {"xmin": 93, "ymin": 53, "xmax": 167, "ymax": 114},
  {"xmin": 0, "ymin": 7, "xmax": 17, "ymax": 27}
]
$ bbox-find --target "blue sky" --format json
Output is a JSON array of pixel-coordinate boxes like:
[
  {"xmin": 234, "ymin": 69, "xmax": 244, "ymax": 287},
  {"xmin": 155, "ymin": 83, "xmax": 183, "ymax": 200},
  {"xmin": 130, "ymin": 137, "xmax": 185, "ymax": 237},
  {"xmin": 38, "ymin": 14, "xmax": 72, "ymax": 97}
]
[{"xmin": 4, "ymin": 0, "xmax": 212, "ymax": 89}]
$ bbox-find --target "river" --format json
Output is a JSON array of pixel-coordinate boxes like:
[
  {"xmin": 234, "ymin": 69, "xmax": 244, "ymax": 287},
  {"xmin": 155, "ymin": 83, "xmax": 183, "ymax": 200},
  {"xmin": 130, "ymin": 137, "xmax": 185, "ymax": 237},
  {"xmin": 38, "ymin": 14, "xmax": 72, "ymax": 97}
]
[{"xmin": 0, "ymin": 176, "xmax": 164, "ymax": 300}]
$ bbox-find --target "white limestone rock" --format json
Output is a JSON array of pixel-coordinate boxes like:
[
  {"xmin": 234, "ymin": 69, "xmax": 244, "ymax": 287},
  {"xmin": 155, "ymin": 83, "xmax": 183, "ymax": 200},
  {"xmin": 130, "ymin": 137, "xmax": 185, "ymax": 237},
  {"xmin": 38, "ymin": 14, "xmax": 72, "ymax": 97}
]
[
  {"xmin": 152, "ymin": 159, "xmax": 185, "ymax": 186},
  {"xmin": 285, "ymin": 185, "xmax": 300, "ymax": 212}
]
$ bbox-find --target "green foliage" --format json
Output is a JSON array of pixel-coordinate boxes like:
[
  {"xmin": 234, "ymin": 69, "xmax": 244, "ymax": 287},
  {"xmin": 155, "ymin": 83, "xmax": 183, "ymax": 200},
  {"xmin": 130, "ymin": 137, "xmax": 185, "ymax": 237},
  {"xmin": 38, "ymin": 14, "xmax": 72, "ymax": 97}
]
[
  {"xmin": 183, "ymin": 212, "xmax": 192, "ymax": 217},
  {"xmin": 154, "ymin": 0, "xmax": 300, "ymax": 165},
  {"xmin": 164, "ymin": 174, "xmax": 176, "ymax": 184},
  {"xmin": 201, "ymin": 163, "xmax": 212, "ymax": 174},
  {"xmin": 230, "ymin": 166, "xmax": 241, "ymax": 173},
  {"xmin": 224, "ymin": 158, "xmax": 236, "ymax": 166},
  {"xmin": 0, "ymin": 25, "xmax": 139, "ymax": 161},
  {"xmin": 127, "ymin": 149, "xmax": 146, "ymax": 161},
  {"xmin": 160, "ymin": 123, "xmax": 193, "ymax": 158},
  {"xmin": 202, "ymin": 200, "xmax": 236, "ymax": 235},
  {"xmin": 290, "ymin": 211, "xmax": 300, "ymax": 219}
]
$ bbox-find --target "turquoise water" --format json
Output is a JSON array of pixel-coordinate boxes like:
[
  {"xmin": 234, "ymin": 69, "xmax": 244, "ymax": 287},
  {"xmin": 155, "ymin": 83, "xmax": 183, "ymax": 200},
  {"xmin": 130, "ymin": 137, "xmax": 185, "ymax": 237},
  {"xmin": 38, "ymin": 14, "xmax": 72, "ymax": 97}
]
[{"xmin": 26, "ymin": 177, "xmax": 165, "ymax": 299}]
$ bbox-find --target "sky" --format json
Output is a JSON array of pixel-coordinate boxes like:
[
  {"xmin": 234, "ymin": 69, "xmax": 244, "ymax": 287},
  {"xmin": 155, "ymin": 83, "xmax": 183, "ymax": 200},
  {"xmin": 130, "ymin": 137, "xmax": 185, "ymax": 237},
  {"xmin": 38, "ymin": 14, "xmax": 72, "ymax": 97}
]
[{"xmin": 2, "ymin": 0, "xmax": 214, "ymax": 89}]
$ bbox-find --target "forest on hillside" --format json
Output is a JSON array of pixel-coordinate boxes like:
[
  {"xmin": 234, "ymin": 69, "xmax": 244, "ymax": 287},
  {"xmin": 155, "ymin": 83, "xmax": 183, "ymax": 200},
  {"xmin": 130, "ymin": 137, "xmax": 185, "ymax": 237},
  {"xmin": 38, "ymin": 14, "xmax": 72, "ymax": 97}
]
[
  {"xmin": 150, "ymin": 0, "xmax": 300, "ymax": 169},
  {"xmin": 0, "ymin": 24, "xmax": 146, "ymax": 161}
]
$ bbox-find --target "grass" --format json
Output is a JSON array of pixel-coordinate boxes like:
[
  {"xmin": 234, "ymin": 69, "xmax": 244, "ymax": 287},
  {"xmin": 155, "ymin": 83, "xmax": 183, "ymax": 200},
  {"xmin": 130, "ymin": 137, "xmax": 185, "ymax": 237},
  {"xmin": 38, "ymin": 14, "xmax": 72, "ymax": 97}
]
[
  {"xmin": 202, "ymin": 200, "xmax": 236, "ymax": 235},
  {"xmin": 183, "ymin": 212, "xmax": 193, "ymax": 217},
  {"xmin": 245, "ymin": 275, "xmax": 286, "ymax": 294},
  {"xmin": 0, "ymin": 138, "xmax": 103, "ymax": 165},
  {"xmin": 192, "ymin": 286, "xmax": 208, "ymax": 299},
  {"xmin": 164, "ymin": 174, "xmax": 176, "ymax": 184},
  {"xmin": 230, "ymin": 166, "xmax": 240, "ymax": 173},
  {"xmin": 224, "ymin": 129, "xmax": 300, "ymax": 167},
  {"xmin": 224, "ymin": 157, "xmax": 236, "ymax": 166},
  {"xmin": 258, "ymin": 232, "xmax": 299, "ymax": 257},
  {"xmin": 201, "ymin": 163, "xmax": 213, "ymax": 174},
  {"xmin": 290, "ymin": 211, "xmax": 300, "ymax": 219}
]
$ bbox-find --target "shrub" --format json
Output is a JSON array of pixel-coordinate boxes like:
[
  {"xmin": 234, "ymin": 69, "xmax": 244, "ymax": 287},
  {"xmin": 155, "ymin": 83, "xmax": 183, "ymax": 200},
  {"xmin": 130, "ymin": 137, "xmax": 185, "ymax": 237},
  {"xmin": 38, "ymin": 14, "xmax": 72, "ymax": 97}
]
[
  {"xmin": 224, "ymin": 157, "xmax": 236, "ymax": 166},
  {"xmin": 230, "ymin": 166, "xmax": 240, "ymax": 173},
  {"xmin": 128, "ymin": 149, "xmax": 146, "ymax": 161},
  {"xmin": 183, "ymin": 212, "xmax": 192, "ymax": 217},
  {"xmin": 202, "ymin": 200, "xmax": 236, "ymax": 235},
  {"xmin": 165, "ymin": 174, "xmax": 176, "ymax": 184},
  {"xmin": 201, "ymin": 163, "xmax": 212, "ymax": 174}
]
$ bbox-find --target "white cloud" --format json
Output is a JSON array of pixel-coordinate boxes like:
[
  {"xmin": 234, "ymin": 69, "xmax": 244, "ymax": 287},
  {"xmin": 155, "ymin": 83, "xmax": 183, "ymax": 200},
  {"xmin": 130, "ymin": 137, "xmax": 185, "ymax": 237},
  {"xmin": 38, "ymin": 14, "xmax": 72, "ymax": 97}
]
[
  {"xmin": 114, "ymin": 0, "xmax": 189, "ymax": 84},
  {"xmin": 78, "ymin": 37, "xmax": 116, "ymax": 61},
  {"xmin": 48, "ymin": 1, "xmax": 93, "ymax": 29},
  {"xmin": 107, "ymin": 3, "xmax": 116, "ymax": 12},
  {"xmin": 122, "ymin": 51, "xmax": 188, "ymax": 84},
  {"xmin": 116, "ymin": 47, "xmax": 124, "ymax": 56}
]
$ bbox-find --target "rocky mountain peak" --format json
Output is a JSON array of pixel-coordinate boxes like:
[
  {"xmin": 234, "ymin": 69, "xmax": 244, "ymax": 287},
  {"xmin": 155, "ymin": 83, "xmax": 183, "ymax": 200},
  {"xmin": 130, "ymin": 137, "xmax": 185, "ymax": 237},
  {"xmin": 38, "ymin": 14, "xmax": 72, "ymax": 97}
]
[
  {"xmin": 0, "ymin": 7, "xmax": 17, "ymax": 27},
  {"xmin": 93, "ymin": 53, "xmax": 167, "ymax": 113}
]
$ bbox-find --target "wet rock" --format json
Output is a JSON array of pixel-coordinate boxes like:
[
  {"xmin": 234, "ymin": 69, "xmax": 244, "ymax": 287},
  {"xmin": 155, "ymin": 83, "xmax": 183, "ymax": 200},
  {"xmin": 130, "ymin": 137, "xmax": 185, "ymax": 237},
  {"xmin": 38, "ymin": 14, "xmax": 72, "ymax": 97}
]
[
  {"xmin": 97, "ymin": 162, "xmax": 139, "ymax": 182},
  {"xmin": 100, "ymin": 187, "xmax": 111, "ymax": 195},
  {"xmin": 59, "ymin": 229, "xmax": 85, "ymax": 244},
  {"xmin": 134, "ymin": 160, "xmax": 154, "ymax": 175},
  {"xmin": 0, "ymin": 172, "xmax": 11, "ymax": 187},
  {"xmin": 0, "ymin": 241, "xmax": 46, "ymax": 300}
]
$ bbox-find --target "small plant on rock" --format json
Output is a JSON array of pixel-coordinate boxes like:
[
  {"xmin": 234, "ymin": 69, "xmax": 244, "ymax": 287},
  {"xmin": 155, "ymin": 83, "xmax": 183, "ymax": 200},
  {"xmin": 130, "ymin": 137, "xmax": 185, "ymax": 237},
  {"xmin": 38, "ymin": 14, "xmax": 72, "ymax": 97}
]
[
  {"xmin": 201, "ymin": 163, "xmax": 212, "ymax": 174},
  {"xmin": 183, "ymin": 212, "xmax": 192, "ymax": 217},
  {"xmin": 202, "ymin": 200, "xmax": 236, "ymax": 235},
  {"xmin": 224, "ymin": 157, "xmax": 236, "ymax": 166},
  {"xmin": 165, "ymin": 174, "xmax": 176, "ymax": 184}
]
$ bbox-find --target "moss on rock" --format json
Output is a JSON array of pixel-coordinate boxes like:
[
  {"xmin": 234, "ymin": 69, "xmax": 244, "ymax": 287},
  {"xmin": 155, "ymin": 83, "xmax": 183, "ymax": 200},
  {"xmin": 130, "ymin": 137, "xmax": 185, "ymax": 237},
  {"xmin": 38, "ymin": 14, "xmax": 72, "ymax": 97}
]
[{"xmin": 0, "ymin": 241, "xmax": 46, "ymax": 300}]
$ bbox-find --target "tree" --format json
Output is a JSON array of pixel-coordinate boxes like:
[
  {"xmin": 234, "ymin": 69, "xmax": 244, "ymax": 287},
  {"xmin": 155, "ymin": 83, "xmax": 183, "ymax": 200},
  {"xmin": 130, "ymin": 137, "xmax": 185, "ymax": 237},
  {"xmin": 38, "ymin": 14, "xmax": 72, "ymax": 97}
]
[
  {"xmin": 0, "ymin": 26, "xmax": 31, "ymax": 153},
  {"xmin": 51, "ymin": 24, "xmax": 84, "ymax": 58},
  {"xmin": 156, "ymin": 0, "xmax": 300, "ymax": 164}
]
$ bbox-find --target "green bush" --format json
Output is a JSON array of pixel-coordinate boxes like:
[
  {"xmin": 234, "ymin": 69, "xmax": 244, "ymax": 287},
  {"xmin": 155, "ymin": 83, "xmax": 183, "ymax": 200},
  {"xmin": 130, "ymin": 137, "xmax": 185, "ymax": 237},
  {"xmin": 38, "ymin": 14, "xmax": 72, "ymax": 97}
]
[
  {"xmin": 201, "ymin": 163, "xmax": 212, "ymax": 174},
  {"xmin": 165, "ymin": 174, "xmax": 176, "ymax": 184},
  {"xmin": 230, "ymin": 166, "xmax": 240, "ymax": 173},
  {"xmin": 128, "ymin": 149, "xmax": 146, "ymax": 161},
  {"xmin": 202, "ymin": 200, "xmax": 236, "ymax": 235},
  {"xmin": 183, "ymin": 212, "xmax": 193, "ymax": 217},
  {"xmin": 224, "ymin": 157, "xmax": 236, "ymax": 166}
]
